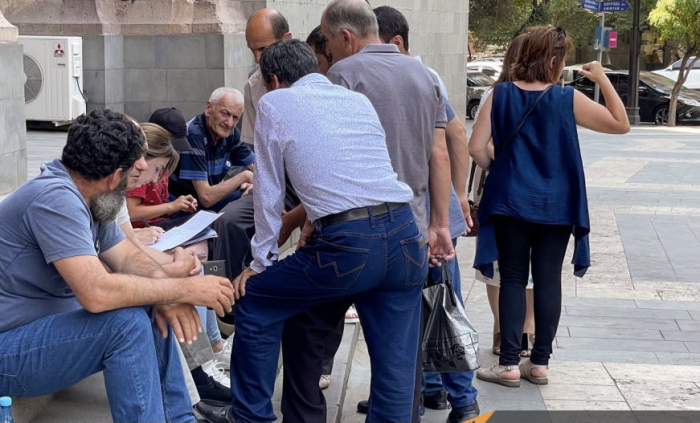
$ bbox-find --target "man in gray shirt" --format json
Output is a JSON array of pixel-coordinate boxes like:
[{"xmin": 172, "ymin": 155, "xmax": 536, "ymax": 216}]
[{"xmin": 194, "ymin": 39, "xmax": 428, "ymax": 423}]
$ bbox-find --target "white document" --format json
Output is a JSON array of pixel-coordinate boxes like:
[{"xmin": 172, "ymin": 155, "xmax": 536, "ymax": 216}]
[{"xmin": 150, "ymin": 211, "xmax": 223, "ymax": 252}]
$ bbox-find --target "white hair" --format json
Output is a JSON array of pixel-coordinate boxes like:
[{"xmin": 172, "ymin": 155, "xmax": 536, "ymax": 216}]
[
  {"xmin": 323, "ymin": 0, "xmax": 378, "ymax": 39},
  {"xmin": 209, "ymin": 87, "xmax": 244, "ymax": 106}
]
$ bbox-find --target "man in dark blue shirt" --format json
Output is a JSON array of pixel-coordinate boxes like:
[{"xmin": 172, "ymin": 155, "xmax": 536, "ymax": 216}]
[
  {"xmin": 169, "ymin": 87, "xmax": 256, "ymax": 280},
  {"xmin": 169, "ymin": 88, "xmax": 254, "ymax": 212}
]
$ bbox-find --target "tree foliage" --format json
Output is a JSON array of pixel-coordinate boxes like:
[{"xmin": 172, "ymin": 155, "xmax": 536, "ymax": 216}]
[
  {"xmin": 648, "ymin": 0, "xmax": 700, "ymax": 126},
  {"xmin": 470, "ymin": 0, "xmax": 657, "ymax": 50}
]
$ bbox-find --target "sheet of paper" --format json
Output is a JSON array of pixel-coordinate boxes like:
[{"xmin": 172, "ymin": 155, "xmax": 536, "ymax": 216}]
[
  {"xmin": 182, "ymin": 228, "xmax": 218, "ymax": 247},
  {"xmin": 150, "ymin": 211, "xmax": 223, "ymax": 252}
]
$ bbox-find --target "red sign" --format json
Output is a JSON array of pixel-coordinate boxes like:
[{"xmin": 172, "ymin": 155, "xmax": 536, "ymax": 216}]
[{"xmin": 608, "ymin": 31, "xmax": 618, "ymax": 49}]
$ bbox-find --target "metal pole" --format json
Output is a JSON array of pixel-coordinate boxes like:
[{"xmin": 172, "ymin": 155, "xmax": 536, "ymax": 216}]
[
  {"xmin": 626, "ymin": 0, "xmax": 641, "ymax": 124},
  {"xmin": 594, "ymin": 9, "xmax": 605, "ymax": 103}
]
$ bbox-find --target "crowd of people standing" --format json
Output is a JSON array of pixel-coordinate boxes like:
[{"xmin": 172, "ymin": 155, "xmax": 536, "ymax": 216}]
[{"xmin": 0, "ymin": 0, "xmax": 630, "ymax": 422}]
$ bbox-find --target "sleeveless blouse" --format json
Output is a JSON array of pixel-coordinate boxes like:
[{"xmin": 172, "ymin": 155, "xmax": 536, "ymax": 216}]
[{"xmin": 473, "ymin": 82, "xmax": 590, "ymax": 278}]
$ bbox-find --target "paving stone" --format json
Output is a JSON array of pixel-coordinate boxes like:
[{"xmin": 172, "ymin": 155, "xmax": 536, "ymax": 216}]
[
  {"xmin": 604, "ymin": 362, "xmax": 700, "ymax": 383},
  {"xmin": 562, "ymin": 298, "xmax": 637, "ymax": 308},
  {"xmin": 684, "ymin": 342, "xmax": 700, "ymax": 353},
  {"xmin": 543, "ymin": 400, "xmax": 630, "ymax": 411},
  {"xmin": 546, "ymin": 361, "xmax": 615, "ymax": 386},
  {"xmin": 615, "ymin": 379, "xmax": 700, "ymax": 410},
  {"xmin": 635, "ymin": 300, "xmax": 700, "ymax": 311},
  {"xmin": 552, "ymin": 349, "xmax": 659, "ymax": 364},
  {"xmin": 661, "ymin": 330, "xmax": 700, "ymax": 342},
  {"xmin": 539, "ymin": 384, "xmax": 625, "ymax": 402},
  {"xmin": 567, "ymin": 327, "xmax": 664, "ymax": 341},
  {"xmin": 557, "ymin": 315, "xmax": 680, "ymax": 330},
  {"xmin": 557, "ymin": 337, "xmax": 688, "ymax": 353},
  {"xmin": 678, "ymin": 321, "xmax": 700, "ymax": 331},
  {"xmin": 655, "ymin": 352, "xmax": 700, "ymax": 366},
  {"xmin": 565, "ymin": 306, "xmax": 692, "ymax": 320}
]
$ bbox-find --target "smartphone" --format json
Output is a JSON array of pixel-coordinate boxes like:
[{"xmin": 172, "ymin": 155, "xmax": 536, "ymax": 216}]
[{"xmin": 204, "ymin": 260, "xmax": 226, "ymax": 278}]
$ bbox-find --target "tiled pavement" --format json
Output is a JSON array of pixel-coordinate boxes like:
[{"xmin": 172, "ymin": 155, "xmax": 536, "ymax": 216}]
[{"xmin": 7, "ymin": 123, "xmax": 700, "ymax": 422}]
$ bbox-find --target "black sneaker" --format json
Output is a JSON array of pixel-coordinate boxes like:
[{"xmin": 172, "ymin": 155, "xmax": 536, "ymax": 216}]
[
  {"xmin": 446, "ymin": 401, "xmax": 480, "ymax": 423},
  {"xmin": 195, "ymin": 375, "xmax": 232, "ymax": 403},
  {"xmin": 423, "ymin": 389, "xmax": 448, "ymax": 410},
  {"xmin": 195, "ymin": 402, "xmax": 235, "ymax": 423}
]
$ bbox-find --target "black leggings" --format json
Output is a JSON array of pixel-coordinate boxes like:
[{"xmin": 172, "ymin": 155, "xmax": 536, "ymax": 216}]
[{"xmin": 493, "ymin": 215, "xmax": 572, "ymax": 366}]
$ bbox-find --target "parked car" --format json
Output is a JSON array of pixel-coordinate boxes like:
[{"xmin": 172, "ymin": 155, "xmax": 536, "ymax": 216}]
[
  {"xmin": 653, "ymin": 56, "xmax": 700, "ymax": 91},
  {"xmin": 467, "ymin": 61, "xmax": 502, "ymax": 80},
  {"xmin": 466, "ymin": 71, "xmax": 494, "ymax": 119},
  {"xmin": 567, "ymin": 71, "xmax": 700, "ymax": 125}
]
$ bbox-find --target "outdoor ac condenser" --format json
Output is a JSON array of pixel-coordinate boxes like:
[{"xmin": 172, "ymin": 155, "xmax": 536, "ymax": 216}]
[{"xmin": 18, "ymin": 36, "xmax": 86, "ymax": 125}]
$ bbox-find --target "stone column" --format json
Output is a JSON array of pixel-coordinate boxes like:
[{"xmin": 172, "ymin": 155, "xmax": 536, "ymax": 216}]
[{"xmin": 0, "ymin": 9, "xmax": 27, "ymax": 196}]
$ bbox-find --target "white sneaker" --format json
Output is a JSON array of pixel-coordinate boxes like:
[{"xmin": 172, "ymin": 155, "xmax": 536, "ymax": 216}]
[
  {"xmin": 202, "ymin": 360, "xmax": 230, "ymax": 389},
  {"xmin": 212, "ymin": 336, "xmax": 233, "ymax": 370}
]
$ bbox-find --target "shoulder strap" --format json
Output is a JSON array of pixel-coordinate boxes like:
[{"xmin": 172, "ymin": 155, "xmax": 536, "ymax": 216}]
[{"xmin": 500, "ymin": 85, "xmax": 553, "ymax": 150}]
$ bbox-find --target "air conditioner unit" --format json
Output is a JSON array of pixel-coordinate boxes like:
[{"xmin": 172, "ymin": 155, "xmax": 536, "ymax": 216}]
[{"xmin": 18, "ymin": 36, "xmax": 86, "ymax": 125}]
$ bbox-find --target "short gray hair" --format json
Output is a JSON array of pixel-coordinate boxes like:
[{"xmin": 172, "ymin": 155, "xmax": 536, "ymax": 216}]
[
  {"xmin": 209, "ymin": 87, "xmax": 244, "ymax": 106},
  {"xmin": 323, "ymin": 0, "xmax": 378, "ymax": 39}
]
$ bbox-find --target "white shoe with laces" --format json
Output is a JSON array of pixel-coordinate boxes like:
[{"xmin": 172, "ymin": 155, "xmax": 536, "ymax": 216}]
[
  {"xmin": 202, "ymin": 360, "xmax": 230, "ymax": 389},
  {"xmin": 212, "ymin": 336, "xmax": 233, "ymax": 370}
]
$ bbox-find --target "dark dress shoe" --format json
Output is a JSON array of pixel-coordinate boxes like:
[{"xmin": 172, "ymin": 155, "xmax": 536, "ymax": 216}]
[
  {"xmin": 195, "ymin": 375, "xmax": 232, "ymax": 403},
  {"xmin": 423, "ymin": 389, "xmax": 448, "ymax": 410},
  {"xmin": 357, "ymin": 400, "xmax": 368, "ymax": 414},
  {"xmin": 195, "ymin": 402, "xmax": 235, "ymax": 423},
  {"xmin": 446, "ymin": 401, "xmax": 480, "ymax": 423}
]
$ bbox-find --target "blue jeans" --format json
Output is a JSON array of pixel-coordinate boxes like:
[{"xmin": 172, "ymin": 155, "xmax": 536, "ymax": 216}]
[
  {"xmin": 230, "ymin": 205, "xmax": 428, "ymax": 423},
  {"xmin": 421, "ymin": 247, "xmax": 478, "ymax": 408},
  {"xmin": 0, "ymin": 307, "xmax": 194, "ymax": 423},
  {"xmin": 197, "ymin": 306, "xmax": 222, "ymax": 344}
]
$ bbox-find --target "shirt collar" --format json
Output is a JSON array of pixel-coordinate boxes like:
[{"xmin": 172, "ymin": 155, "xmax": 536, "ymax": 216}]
[
  {"xmin": 357, "ymin": 43, "xmax": 401, "ymax": 55},
  {"xmin": 291, "ymin": 73, "xmax": 332, "ymax": 88}
]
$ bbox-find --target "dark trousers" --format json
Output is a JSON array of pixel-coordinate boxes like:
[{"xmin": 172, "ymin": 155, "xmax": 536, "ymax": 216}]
[
  {"xmin": 230, "ymin": 205, "xmax": 427, "ymax": 423},
  {"xmin": 210, "ymin": 193, "xmax": 255, "ymax": 281},
  {"xmin": 281, "ymin": 302, "xmax": 349, "ymax": 423},
  {"xmin": 493, "ymin": 215, "xmax": 572, "ymax": 367}
]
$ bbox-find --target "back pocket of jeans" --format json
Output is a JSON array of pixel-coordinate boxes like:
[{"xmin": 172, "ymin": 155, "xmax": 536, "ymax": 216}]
[
  {"xmin": 303, "ymin": 238, "xmax": 370, "ymax": 289},
  {"xmin": 401, "ymin": 233, "xmax": 428, "ymax": 285}
]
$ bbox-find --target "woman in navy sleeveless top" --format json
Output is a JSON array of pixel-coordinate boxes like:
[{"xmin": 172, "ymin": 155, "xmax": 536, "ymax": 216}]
[{"xmin": 469, "ymin": 26, "xmax": 630, "ymax": 388}]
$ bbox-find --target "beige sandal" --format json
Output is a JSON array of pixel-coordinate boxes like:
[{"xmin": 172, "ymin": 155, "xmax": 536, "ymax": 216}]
[
  {"xmin": 476, "ymin": 364, "xmax": 520, "ymax": 388},
  {"xmin": 519, "ymin": 360, "xmax": 548, "ymax": 385}
]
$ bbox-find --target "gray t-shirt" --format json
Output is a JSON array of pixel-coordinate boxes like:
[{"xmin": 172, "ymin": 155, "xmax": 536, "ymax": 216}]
[
  {"xmin": 327, "ymin": 44, "xmax": 447, "ymax": 235},
  {"xmin": 0, "ymin": 159, "xmax": 124, "ymax": 332}
]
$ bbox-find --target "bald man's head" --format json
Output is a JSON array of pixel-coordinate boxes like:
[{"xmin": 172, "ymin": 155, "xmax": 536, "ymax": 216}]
[{"xmin": 245, "ymin": 8, "xmax": 291, "ymax": 63}]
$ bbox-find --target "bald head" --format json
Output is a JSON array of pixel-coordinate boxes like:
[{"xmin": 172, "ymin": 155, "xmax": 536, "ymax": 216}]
[{"xmin": 245, "ymin": 8, "xmax": 291, "ymax": 63}]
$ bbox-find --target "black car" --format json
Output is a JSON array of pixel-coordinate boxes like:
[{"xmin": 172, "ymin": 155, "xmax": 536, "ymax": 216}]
[
  {"xmin": 466, "ymin": 72, "xmax": 494, "ymax": 119},
  {"xmin": 567, "ymin": 71, "xmax": 700, "ymax": 125}
]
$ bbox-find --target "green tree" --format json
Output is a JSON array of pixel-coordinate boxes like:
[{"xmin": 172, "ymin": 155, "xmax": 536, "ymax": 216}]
[
  {"xmin": 469, "ymin": 0, "xmax": 534, "ymax": 51},
  {"xmin": 649, "ymin": 0, "xmax": 700, "ymax": 126}
]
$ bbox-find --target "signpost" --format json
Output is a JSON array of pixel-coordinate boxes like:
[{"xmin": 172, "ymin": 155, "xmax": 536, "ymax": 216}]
[{"xmin": 581, "ymin": 0, "xmax": 630, "ymax": 102}]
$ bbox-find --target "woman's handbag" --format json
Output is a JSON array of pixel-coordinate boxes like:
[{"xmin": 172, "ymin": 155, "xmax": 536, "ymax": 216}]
[{"xmin": 421, "ymin": 261, "xmax": 480, "ymax": 372}]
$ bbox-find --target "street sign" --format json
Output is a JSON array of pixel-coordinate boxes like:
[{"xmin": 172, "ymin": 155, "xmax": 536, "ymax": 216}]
[
  {"xmin": 608, "ymin": 31, "xmax": 618, "ymax": 48},
  {"xmin": 600, "ymin": 1, "xmax": 630, "ymax": 12},
  {"xmin": 581, "ymin": 0, "xmax": 600, "ymax": 11},
  {"xmin": 581, "ymin": 0, "xmax": 630, "ymax": 13}
]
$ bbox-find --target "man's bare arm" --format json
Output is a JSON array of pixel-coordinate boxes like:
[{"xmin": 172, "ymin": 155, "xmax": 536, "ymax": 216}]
[
  {"xmin": 428, "ymin": 128, "xmax": 455, "ymax": 263},
  {"xmin": 192, "ymin": 170, "xmax": 254, "ymax": 208},
  {"xmin": 445, "ymin": 116, "xmax": 472, "ymax": 230}
]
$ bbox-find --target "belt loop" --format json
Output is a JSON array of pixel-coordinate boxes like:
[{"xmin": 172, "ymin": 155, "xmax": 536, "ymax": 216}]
[
  {"xmin": 387, "ymin": 202, "xmax": 395, "ymax": 222},
  {"xmin": 368, "ymin": 206, "xmax": 376, "ymax": 228}
]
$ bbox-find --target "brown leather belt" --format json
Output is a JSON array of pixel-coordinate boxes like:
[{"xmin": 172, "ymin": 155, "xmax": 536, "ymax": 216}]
[{"xmin": 316, "ymin": 202, "xmax": 407, "ymax": 229}]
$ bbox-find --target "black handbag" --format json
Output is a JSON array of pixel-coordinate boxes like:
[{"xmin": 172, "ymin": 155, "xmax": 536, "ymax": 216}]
[{"xmin": 421, "ymin": 261, "xmax": 480, "ymax": 372}]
